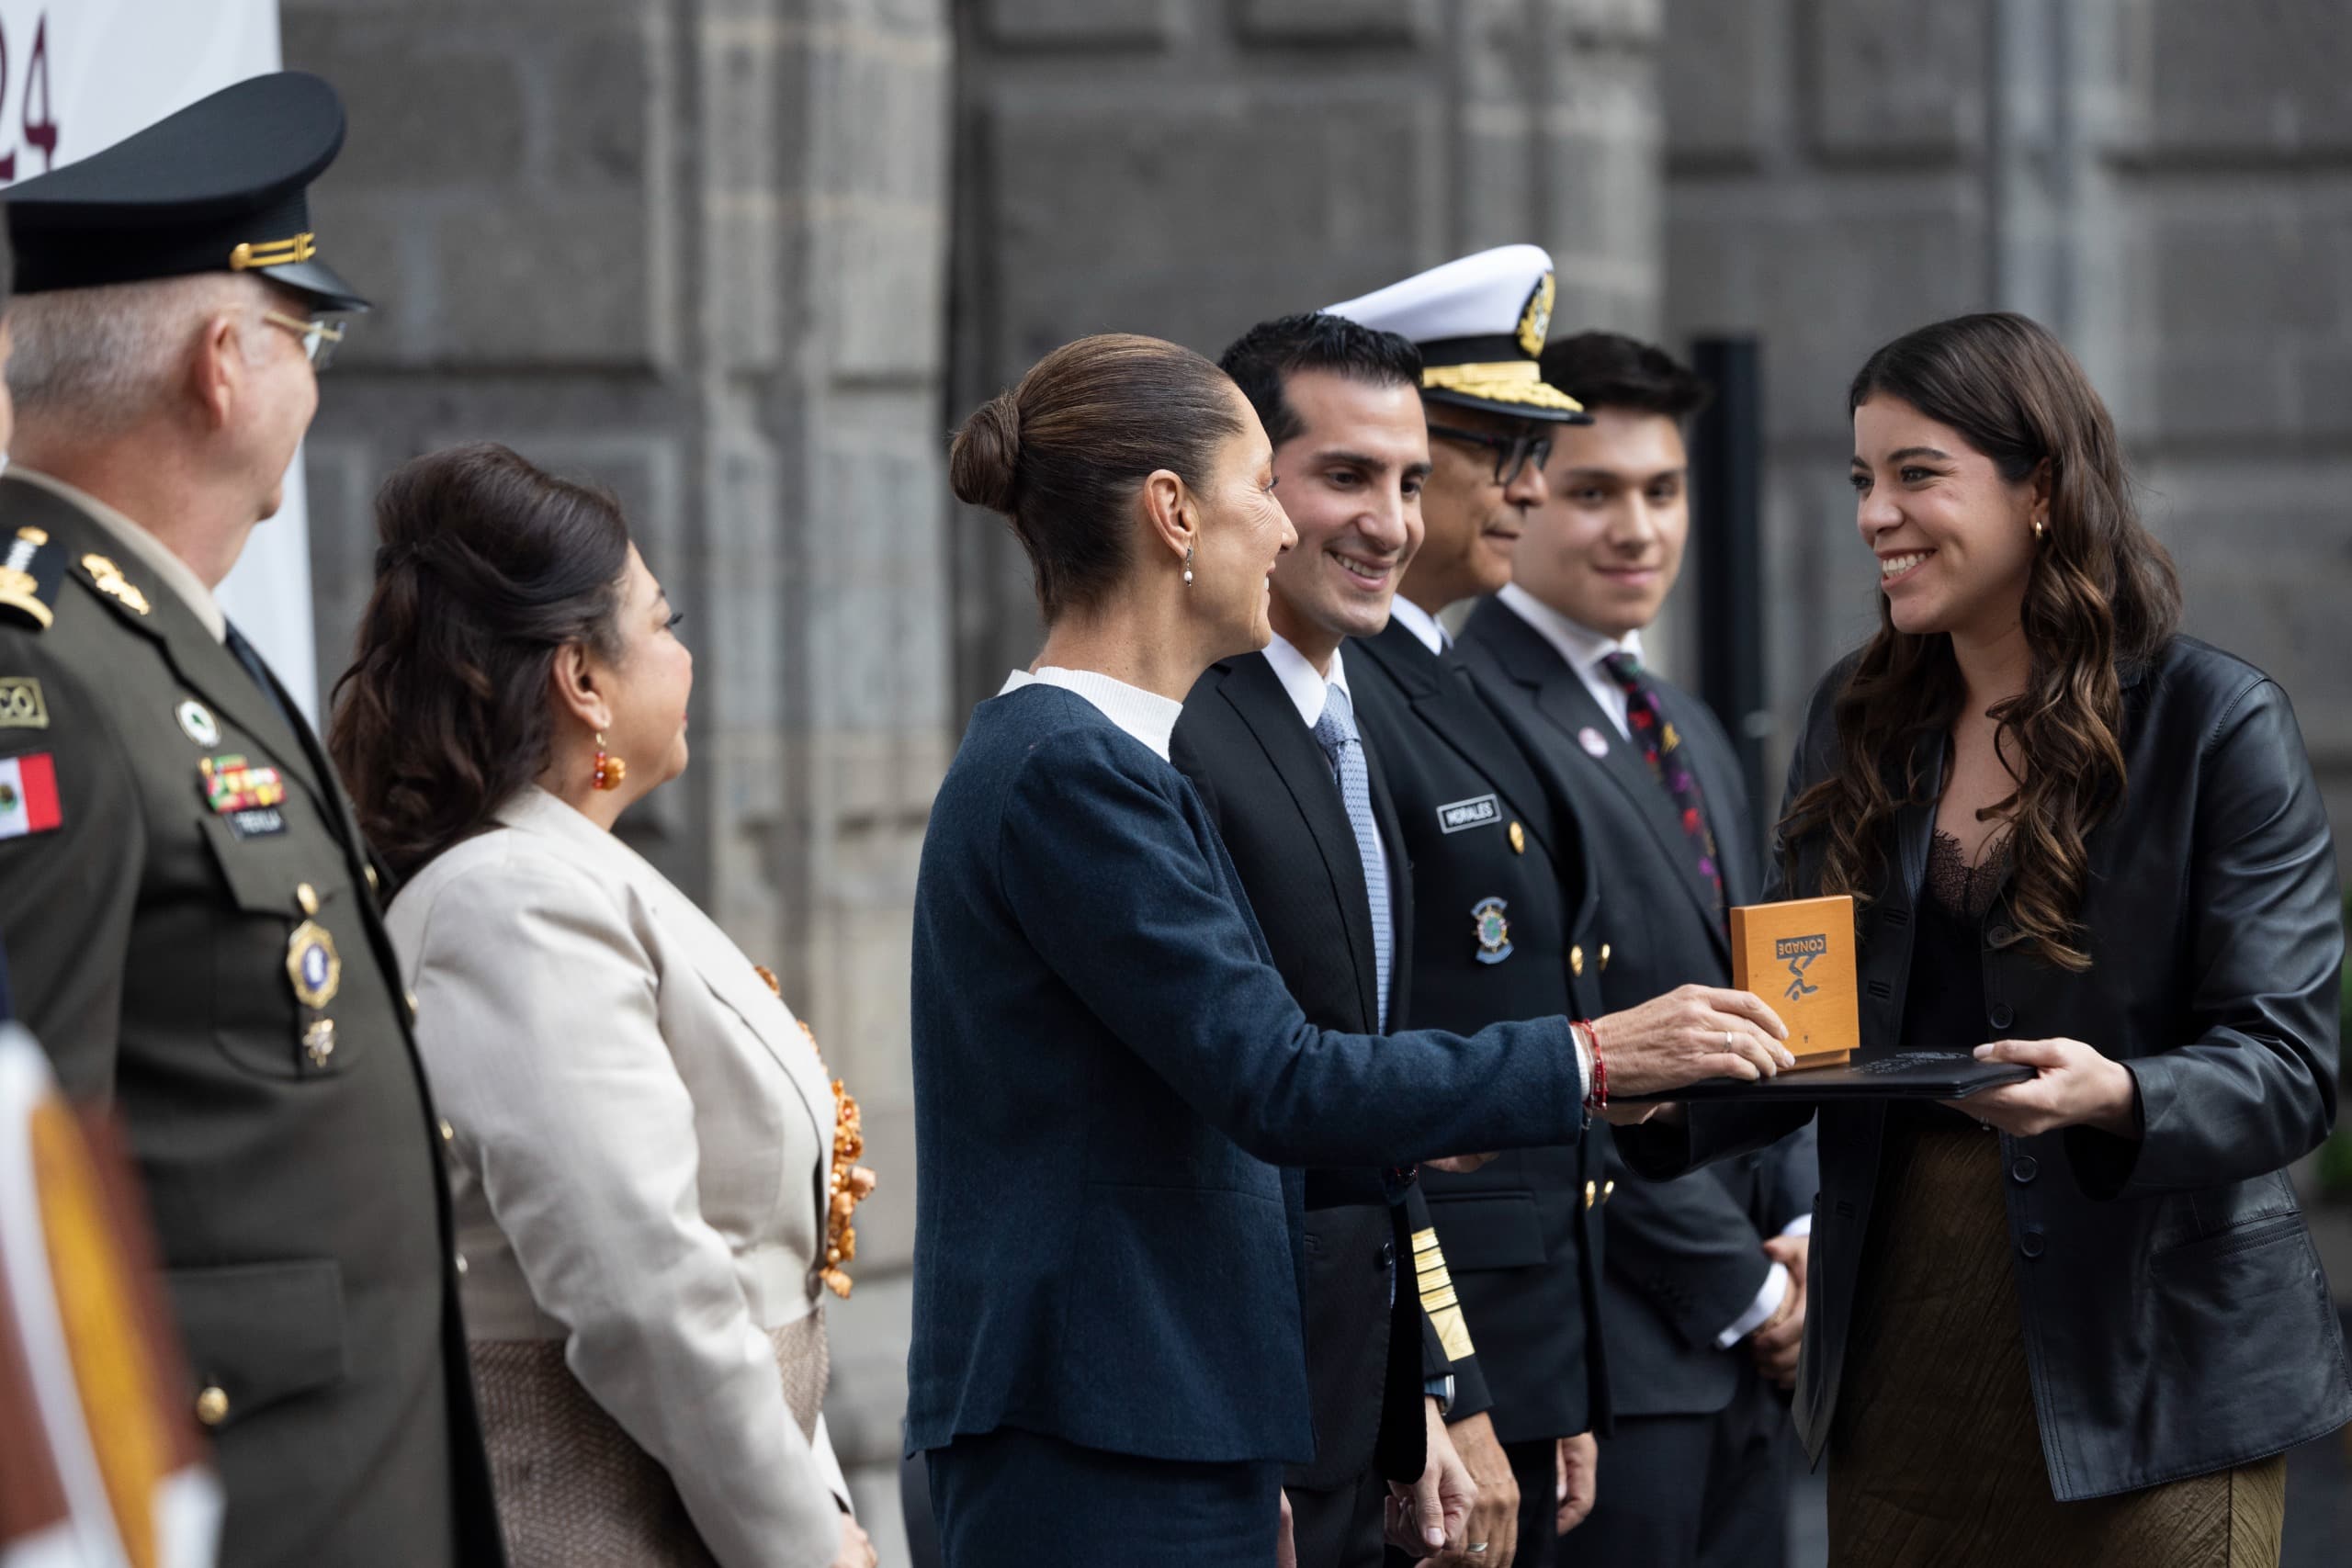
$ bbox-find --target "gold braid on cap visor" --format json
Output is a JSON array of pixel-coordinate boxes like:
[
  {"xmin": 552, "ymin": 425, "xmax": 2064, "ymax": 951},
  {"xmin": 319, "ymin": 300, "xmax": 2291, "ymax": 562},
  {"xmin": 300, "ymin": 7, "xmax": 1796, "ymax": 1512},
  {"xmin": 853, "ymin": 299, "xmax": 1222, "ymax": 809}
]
[
  {"xmin": 228, "ymin": 232, "xmax": 318, "ymax": 272},
  {"xmin": 1422, "ymin": 359, "xmax": 1587, "ymax": 413}
]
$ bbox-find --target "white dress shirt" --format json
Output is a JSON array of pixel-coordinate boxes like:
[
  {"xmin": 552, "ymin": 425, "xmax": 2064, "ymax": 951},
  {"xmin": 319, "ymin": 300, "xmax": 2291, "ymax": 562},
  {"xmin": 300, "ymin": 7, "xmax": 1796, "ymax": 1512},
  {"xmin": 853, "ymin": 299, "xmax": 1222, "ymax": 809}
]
[
  {"xmin": 1256, "ymin": 629, "xmax": 1348, "ymax": 728},
  {"xmin": 1386, "ymin": 595, "xmax": 1450, "ymax": 656},
  {"xmin": 1714, "ymin": 1212, "xmax": 1815, "ymax": 1348},
  {"xmin": 1495, "ymin": 581, "xmax": 1641, "ymax": 739},
  {"xmin": 1001, "ymin": 666, "xmax": 1183, "ymax": 761}
]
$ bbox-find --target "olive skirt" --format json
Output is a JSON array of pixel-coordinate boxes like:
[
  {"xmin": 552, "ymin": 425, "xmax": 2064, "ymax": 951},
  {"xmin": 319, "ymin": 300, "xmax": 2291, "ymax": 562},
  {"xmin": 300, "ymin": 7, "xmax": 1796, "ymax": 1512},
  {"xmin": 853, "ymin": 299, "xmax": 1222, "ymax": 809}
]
[{"xmin": 1826, "ymin": 1122, "xmax": 2287, "ymax": 1568}]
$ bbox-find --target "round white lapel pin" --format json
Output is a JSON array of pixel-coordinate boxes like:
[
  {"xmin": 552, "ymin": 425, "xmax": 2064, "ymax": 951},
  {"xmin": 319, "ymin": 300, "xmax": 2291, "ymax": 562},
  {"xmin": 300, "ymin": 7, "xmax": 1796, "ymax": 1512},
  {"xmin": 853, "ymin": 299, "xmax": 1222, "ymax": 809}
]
[
  {"xmin": 1577, "ymin": 726, "xmax": 1609, "ymax": 759},
  {"xmin": 176, "ymin": 699, "xmax": 220, "ymax": 747}
]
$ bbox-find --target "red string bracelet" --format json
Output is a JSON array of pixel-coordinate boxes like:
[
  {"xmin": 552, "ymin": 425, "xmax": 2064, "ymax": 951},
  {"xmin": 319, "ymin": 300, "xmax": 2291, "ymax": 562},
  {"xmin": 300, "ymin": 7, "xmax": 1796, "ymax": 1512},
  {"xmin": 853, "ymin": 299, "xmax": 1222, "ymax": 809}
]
[{"xmin": 1575, "ymin": 1018, "xmax": 1606, "ymax": 1109}]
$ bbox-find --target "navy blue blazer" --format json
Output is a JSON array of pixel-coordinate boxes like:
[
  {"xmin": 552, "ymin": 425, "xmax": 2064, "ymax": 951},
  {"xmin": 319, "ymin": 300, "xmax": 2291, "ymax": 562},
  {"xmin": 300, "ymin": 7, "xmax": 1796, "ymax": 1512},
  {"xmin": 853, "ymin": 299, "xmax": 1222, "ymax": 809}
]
[{"xmin": 907, "ymin": 683, "xmax": 1589, "ymax": 1466}]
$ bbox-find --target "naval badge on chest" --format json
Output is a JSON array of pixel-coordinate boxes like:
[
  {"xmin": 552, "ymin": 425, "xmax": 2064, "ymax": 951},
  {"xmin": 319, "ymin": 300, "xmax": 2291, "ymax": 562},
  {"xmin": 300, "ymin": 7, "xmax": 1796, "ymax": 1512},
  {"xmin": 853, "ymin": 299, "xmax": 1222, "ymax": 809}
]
[{"xmin": 1472, "ymin": 897, "xmax": 1514, "ymax": 964}]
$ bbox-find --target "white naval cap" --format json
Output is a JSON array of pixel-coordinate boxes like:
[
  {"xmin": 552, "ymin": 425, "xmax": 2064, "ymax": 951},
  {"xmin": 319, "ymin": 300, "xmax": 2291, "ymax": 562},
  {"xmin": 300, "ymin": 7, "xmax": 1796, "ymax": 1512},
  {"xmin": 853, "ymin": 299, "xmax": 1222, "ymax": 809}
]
[{"xmin": 1322, "ymin": 243, "xmax": 1589, "ymax": 423}]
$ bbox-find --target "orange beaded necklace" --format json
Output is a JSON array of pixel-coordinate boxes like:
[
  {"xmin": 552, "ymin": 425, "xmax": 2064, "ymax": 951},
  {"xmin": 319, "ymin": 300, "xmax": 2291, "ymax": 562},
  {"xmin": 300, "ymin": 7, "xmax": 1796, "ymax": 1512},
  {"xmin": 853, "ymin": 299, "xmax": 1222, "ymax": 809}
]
[{"xmin": 755, "ymin": 964, "xmax": 877, "ymax": 1298}]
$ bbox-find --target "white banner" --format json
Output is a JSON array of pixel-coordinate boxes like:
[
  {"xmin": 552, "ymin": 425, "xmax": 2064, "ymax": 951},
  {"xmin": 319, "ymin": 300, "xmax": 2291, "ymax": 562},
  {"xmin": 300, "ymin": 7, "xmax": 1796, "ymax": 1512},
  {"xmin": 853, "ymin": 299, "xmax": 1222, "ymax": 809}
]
[{"xmin": 0, "ymin": 0, "xmax": 320, "ymax": 721}]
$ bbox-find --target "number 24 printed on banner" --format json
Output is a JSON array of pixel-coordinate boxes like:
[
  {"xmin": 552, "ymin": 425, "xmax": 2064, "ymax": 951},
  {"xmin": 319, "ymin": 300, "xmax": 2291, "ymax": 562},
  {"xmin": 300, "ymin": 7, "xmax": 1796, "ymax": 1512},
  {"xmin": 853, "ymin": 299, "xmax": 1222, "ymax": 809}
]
[{"xmin": 0, "ymin": 10, "xmax": 56, "ymax": 183}]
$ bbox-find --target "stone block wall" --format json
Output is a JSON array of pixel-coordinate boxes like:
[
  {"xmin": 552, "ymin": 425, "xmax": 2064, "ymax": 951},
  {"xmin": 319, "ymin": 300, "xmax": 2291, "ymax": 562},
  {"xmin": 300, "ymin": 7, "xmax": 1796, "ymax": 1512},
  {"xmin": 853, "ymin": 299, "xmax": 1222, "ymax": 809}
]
[
  {"xmin": 1661, "ymin": 0, "xmax": 2352, "ymax": 836},
  {"xmin": 948, "ymin": 0, "xmax": 1669, "ymax": 710},
  {"xmin": 1657, "ymin": 0, "xmax": 1997, "ymax": 738},
  {"xmin": 2105, "ymin": 0, "xmax": 2352, "ymax": 832}
]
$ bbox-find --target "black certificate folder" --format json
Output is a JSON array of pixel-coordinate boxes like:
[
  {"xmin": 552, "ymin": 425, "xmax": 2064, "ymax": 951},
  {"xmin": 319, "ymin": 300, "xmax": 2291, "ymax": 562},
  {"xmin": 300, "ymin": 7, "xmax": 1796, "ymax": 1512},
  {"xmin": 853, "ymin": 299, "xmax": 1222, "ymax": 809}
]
[{"xmin": 1620, "ymin": 1051, "xmax": 2035, "ymax": 1103}]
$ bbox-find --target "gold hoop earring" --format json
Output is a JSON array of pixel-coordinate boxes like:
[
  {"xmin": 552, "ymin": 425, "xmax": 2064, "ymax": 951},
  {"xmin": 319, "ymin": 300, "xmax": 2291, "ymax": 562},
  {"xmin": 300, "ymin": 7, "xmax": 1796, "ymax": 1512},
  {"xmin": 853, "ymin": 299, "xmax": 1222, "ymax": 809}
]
[
  {"xmin": 2031, "ymin": 515, "xmax": 2047, "ymax": 543},
  {"xmin": 592, "ymin": 731, "xmax": 627, "ymax": 791}
]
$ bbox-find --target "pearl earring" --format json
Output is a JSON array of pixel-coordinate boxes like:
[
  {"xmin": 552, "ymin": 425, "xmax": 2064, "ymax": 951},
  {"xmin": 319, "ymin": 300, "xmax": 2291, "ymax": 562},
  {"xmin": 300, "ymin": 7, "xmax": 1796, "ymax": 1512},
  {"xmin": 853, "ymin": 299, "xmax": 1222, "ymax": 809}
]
[{"xmin": 1182, "ymin": 545, "xmax": 1194, "ymax": 587}]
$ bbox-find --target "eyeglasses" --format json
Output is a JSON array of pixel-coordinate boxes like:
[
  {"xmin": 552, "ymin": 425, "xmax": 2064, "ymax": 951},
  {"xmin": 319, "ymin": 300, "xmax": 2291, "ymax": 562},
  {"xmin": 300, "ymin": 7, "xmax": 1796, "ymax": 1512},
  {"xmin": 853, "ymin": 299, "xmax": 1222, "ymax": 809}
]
[
  {"xmin": 1427, "ymin": 423, "xmax": 1554, "ymax": 487},
  {"xmin": 263, "ymin": 310, "xmax": 346, "ymax": 370}
]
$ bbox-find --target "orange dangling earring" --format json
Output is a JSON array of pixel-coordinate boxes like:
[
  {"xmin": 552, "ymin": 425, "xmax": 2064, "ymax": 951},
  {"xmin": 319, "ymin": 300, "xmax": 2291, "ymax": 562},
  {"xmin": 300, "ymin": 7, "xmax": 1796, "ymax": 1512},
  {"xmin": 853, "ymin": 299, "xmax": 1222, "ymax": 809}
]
[{"xmin": 592, "ymin": 731, "xmax": 627, "ymax": 791}]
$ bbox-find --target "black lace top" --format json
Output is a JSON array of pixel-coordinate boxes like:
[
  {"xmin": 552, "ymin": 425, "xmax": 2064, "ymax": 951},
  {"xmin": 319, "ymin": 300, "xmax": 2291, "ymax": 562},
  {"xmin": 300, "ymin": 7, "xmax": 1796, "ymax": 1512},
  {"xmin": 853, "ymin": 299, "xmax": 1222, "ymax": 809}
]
[
  {"xmin": 1924, "ymin": 829, "xmax": 2007, "ymax": 924},
  {"xmin": 1894, "ymin": 830, "xmax": 2008, "ymax": 1124}
]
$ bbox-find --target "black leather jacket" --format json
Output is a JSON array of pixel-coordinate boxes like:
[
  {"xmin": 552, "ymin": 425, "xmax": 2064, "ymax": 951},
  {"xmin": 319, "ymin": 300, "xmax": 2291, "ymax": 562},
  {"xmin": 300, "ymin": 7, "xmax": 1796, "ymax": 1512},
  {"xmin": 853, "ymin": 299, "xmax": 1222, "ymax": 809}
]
[{"xmin": 1622, "ymin": 635, "xmax": 2351, "ymax": 1500}]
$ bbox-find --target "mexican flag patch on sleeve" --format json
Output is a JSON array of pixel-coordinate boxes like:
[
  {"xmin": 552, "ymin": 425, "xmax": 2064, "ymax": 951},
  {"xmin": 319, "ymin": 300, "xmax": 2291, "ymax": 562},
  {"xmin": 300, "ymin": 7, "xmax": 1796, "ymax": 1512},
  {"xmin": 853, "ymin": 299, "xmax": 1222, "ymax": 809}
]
[{"xmin": 0, "ymin": 752, "xmax": 63, "ymax": 839}]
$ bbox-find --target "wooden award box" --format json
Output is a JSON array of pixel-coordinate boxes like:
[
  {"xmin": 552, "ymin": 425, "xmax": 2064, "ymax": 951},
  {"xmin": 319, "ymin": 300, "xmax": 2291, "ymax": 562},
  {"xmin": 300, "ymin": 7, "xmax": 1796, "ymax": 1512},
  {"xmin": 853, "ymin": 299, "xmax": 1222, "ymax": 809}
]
[{"xmin": 1729, "ymin": 894, "xmax": 1859, "ymax": 1068}]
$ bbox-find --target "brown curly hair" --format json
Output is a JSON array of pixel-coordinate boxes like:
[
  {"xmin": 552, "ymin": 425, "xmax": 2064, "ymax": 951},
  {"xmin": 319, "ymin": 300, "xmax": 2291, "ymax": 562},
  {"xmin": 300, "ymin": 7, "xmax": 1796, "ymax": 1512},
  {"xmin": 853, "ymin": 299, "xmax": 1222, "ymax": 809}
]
[
  {"xmin": 1779, "ymin": 313, "xmax": 2181, "ymax": 970},
  {"xmin": 328, "ymin": 443, "xmax": 631, "ymax": 881}
]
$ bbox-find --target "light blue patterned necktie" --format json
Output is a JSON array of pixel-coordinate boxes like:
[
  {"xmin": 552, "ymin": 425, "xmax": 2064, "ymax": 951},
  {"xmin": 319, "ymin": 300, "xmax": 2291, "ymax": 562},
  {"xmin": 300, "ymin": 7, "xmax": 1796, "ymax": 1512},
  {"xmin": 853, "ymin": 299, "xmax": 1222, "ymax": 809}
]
[{"xmin": 1313, "ymin": 682, "xmax": 1392, "ymax": 1031}]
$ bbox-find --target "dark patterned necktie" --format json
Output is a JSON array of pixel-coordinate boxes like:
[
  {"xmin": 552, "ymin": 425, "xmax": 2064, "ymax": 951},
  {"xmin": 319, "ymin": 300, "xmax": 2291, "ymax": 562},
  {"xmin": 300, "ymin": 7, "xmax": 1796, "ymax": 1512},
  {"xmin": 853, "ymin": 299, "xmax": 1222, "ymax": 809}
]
[{"xmin": 1600, "ymin": 649, "xmax": 1724, "ymax": 914}]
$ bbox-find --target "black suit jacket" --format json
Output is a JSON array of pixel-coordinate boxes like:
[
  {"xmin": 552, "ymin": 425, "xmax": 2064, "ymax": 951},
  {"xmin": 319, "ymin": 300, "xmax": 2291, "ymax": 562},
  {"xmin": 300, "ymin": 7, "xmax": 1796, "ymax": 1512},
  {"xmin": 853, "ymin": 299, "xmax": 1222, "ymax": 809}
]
[
  {"xmin": 1349, "ymin": 619, "xmax": 1611, "ymax": 1445},
  {"xmin": 1459, "ymin": 595, "xmax": 1819, "ymax": 1419},
  {"xmin": 1171, "ymin": 651, "xmax": 1477, "ymax": 1490}
]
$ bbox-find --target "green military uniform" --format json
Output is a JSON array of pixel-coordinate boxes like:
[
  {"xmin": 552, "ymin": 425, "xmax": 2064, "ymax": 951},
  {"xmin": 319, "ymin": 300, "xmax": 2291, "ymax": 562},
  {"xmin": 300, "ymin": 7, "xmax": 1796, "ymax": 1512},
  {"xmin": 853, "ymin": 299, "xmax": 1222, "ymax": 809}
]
[{"xmin": 0, "ymin": 73, "xmax": 501, "ymax": 1567}]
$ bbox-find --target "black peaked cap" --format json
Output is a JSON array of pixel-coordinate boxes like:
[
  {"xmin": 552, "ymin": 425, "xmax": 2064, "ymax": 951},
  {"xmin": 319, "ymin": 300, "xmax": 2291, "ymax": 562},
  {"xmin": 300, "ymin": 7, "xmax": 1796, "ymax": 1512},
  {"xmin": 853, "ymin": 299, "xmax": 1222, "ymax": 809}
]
[{"xmin": 4, "ymin": 71, "xmax": 368, "ymax": 312}]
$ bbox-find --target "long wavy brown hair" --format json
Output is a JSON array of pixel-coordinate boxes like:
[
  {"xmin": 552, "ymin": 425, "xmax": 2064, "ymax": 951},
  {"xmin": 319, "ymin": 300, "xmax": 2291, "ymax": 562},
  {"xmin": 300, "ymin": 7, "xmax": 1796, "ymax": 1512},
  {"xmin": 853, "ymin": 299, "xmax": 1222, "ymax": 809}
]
[{"xmin": 1780, "ymin": 313, "xmax": 2181, "ymax": 970}]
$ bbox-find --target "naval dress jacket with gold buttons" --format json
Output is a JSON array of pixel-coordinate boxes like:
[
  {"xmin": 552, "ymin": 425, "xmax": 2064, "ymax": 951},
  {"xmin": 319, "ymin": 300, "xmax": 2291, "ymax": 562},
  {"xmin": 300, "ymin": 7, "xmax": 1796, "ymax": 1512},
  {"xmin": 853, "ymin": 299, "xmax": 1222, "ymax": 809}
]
[
  {"xmin": 1346, "ymin": 618, "xmax": 1612, "ymax": 1448},
  {"xmin": 1620, "ymin": 635, "xmax": 2352, "ymax": 1502},
  {"xmin": 0, "ymin": 474, "xmax": 503, "ymax": 1568}
]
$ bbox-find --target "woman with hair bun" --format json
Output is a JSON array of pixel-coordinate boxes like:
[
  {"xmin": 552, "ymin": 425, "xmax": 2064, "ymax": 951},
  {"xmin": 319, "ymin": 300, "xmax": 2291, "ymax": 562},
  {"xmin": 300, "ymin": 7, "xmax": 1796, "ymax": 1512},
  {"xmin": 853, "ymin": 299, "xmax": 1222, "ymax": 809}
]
[
  {"xmin": 330, "ymin": 443, "xmax": 876, "ymax": 1568},
  {"xmin": 909, "ymin": 335, "xmax": 1794, "ymax": 1566},
  {"xmin": 1622, "ymin": 313, "xmax": 2349, "ymax": 1565}
]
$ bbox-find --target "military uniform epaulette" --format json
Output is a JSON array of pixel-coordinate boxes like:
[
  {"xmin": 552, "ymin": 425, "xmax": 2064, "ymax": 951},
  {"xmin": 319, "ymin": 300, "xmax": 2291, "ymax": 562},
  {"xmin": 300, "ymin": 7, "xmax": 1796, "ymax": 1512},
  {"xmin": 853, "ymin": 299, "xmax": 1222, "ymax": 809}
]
[{"xmin": 0, "ymin": 526, "xmax": 67, "ymax": 631}]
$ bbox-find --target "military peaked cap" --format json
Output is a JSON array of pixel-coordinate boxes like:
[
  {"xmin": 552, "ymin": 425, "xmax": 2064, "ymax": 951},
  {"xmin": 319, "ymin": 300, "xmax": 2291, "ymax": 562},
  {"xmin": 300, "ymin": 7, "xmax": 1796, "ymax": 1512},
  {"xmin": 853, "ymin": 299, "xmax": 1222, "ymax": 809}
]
[
  {"xmin": 1325, "ymin": 244, "xmax": 1587, "ymax": 423},
  {"xmin": 4, "ymin": 71, "xmax": 368, "ymax": 312}
]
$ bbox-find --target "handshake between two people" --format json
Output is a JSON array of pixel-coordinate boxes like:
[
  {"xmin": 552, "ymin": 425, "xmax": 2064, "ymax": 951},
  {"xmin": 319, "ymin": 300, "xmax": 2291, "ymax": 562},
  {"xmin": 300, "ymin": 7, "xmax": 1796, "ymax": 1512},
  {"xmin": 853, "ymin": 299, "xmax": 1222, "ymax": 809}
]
[{"xmin": 1423, "ymin": 984, "xmax": 1792, "ymax": 1176}]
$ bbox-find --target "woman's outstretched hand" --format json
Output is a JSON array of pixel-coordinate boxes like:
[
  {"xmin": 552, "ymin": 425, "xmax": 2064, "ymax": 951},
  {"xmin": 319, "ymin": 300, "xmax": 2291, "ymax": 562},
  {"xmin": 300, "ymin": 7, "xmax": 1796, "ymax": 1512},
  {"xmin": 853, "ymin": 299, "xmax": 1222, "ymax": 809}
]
[
  {"xmin": 1596, "ymin": 985, "xmax": 1792, "ymax": 1098},
  {"xmin": 1950, "ymin": 1038, "xmax": 2139, "ymax": 1137}
]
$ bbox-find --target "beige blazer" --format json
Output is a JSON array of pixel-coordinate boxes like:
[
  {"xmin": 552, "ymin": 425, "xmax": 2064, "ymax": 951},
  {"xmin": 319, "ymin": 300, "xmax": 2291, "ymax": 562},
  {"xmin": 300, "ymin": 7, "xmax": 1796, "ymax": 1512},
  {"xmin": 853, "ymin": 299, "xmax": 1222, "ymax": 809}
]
[{"xmin": 388, "ymin": 786, "xmax": 847, "ymax": 1568}]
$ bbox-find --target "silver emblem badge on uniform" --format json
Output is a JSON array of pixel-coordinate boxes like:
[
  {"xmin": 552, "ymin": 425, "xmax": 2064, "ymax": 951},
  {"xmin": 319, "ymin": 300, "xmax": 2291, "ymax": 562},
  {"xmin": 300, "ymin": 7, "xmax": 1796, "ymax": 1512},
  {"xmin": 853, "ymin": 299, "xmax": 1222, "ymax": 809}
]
[{"xmin": 176, "ymin": 699, "xmax": 220, "ymax": 746}]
